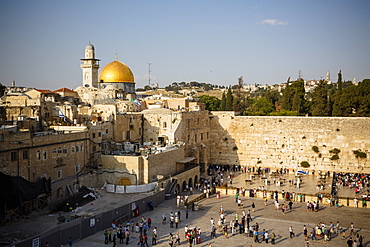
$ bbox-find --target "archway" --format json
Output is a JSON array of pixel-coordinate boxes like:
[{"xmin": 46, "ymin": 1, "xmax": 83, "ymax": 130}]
[
  {"xmin": 56, "ymin": 187, "xmax": 64, "ymax": 199},
  {"xmin": 119, "ymin": 177, "xmax": 132, "ymax": 185},
  {"xmin": 182, "ymin": 181, "xmax": 187, "ymax": 192},
  {"xmin": 188, "ymin": 177, "xmax": 193, "ymax": 188},
  {"xmin": 194, "ymin": 175, "xmax": 198, "ymax": 186}
]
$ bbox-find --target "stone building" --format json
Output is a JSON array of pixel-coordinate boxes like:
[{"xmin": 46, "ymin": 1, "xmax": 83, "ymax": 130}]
[{"xmin": 0, "ymin": 127, "xmax": 94, "ymax": 201}]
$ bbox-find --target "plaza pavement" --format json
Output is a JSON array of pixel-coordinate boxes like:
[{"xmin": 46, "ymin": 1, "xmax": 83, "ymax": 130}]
[
  {"xmin": 74, "ymin": 171, "xmax": 370, "ymax": 247},
  {"xmin": 1, "ymin": 171, "xmax": 369, "ymax": 247}
]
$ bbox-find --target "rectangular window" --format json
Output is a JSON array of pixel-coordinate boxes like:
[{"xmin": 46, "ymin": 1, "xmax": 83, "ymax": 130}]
[
  {"xmin": 57, "ymin": 169, "xmax": 62, "ymax": 178},
  {"xmin": 23, "ymin": 150, "xmax": 28, "ymax": 160},
  {"xmin": 11, "ymin": 151, "xmax": 17, "ymax": 161},
  {"xmin": 0, "ymin": 134, "xmax": 4, "ymax": 142},
  {"xmin": 92, "ymin": 133, "xmax": 96, "ymax": 138},
  {"xmin": 201, "ymin": 133, "xmax": 203, "ymax": 141},
  {"xmin": 106, "ymin": 128, "xmax": 109, "ymax": 134},
  {"xmin": 98, "ymin": 132, "xmax": 101, "ymax": 137},
  {"xmin": 71, "ymin": 146, "xmax": 75, "ymax": 153}
]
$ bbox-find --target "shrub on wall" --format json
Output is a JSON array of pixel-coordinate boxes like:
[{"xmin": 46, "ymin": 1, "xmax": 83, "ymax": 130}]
[
  {"xmin": 312, "ymin": 146, "xmax": 319, "ymax": 153},
  {"xmin": 300, "ymin": 161, "xmax": 310, "ymax": 168},
  {"xmin": 329, "ymin": 148, "xmax": 341, "ymax": 155},
  {"xmin": 330, "ymin": 154, "xmax": 340, "ymax": 161},
  {"xmin": 353, "ymin": 150, "xmax": 367, "ymax": 159}
]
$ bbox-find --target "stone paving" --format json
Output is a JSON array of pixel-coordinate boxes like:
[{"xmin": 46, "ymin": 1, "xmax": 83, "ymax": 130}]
[
  {"xmin": 2, "ymin": 171, "xmax": 369, "ymax": 247},
  {"xmin": 73, "ymin": 171, "xmax": 370, "ymax": 247}
]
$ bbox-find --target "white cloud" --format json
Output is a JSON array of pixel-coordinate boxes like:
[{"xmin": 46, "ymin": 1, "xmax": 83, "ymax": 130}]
[{"xmin": 261, "ymin": 19, "xmax": 288, "ymax": 26}]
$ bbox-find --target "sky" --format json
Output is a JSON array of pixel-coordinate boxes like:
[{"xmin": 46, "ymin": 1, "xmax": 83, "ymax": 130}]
[{"xmin": 1, "ymin": 0, "xmax": 370, "ymax": 90}]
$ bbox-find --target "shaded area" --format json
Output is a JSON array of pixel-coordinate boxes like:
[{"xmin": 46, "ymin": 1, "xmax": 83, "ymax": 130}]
[{"xmin": 0, "ymin": 172, "xmax": 51, "ymax": 224}]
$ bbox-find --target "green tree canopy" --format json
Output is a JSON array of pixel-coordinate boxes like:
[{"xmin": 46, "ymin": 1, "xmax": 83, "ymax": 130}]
[{"xmin": 198, "ymin": 95, "xmax": 221, "ymax": 111}]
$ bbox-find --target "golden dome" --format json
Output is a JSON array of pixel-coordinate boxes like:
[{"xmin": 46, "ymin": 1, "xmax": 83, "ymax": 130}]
[{"xmin": 99, "ymin": 60, "xmax": 134, "ymax": 83}]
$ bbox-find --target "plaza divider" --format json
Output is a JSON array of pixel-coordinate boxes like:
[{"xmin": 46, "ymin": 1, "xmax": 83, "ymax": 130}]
[{"xmin": 10, "ymin": 190, "xmax": 165, "ymax": 247}]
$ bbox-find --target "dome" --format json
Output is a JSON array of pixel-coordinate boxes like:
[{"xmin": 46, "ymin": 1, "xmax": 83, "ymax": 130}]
[
  {"xmin": 99, "ymin": 61, "xmax": 134, "ymax": 83},
  {"xmin": 86, "ymin": 43, "xmax": 94, "ymax": 49}
]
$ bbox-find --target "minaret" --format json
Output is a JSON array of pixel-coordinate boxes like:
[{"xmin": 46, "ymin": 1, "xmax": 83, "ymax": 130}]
[
  {"xmin": 80, "ymin": 43, "xmax": 100, "ymax": 88},
  {"xmin": 326, "ymin": 71, "xmax": 330, "ymax": 82}
]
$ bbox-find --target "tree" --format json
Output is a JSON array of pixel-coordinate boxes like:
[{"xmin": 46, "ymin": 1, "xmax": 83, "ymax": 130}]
[
  {"xmin": 282, "ymin": 79, "xmax": 307, "ymax": 115},
  {"xmin": 0, "ymin": 83, "xmax": 6, "ymax": 97},
  {"xmin": 220, "ymin": 92, "xmax": 226, "ymax": 111},
  {"xmin": 337, "ymin": 70, "xmax": 343, "ymax": 92},
  {"xmin": 310, "ymin": 80, "xmax": 330, "ymax": 116},
  {"xmin": 225, "ymin": 88, "xmax": 234, "ymax": 111},
  {"xmin": 198, "ymin": 95, "xmax": 221, "ymax": 111},
  {"xmin": 244, "ymin": 97, "xmax": 274, "ymax": 116}
]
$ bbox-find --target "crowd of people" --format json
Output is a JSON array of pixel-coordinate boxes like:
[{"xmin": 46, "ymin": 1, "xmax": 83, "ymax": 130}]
[{"xmin": 95, "ymin": 166, "xmax": 368, "ymax": 247}]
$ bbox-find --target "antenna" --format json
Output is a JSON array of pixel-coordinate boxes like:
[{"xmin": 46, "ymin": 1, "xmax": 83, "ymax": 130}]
[
  {"xmin": 148, "ymin": 62, "xmax": 152, "ymax": 86},
  {"xmin": 298, "ymin": 70, "xmax": 302, "ymax": 80}
]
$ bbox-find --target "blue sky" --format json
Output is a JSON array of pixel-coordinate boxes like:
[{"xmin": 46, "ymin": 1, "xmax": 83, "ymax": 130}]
[{"xmin": 1, "ymin": 0, "xmax": 369, "ymax": 90}]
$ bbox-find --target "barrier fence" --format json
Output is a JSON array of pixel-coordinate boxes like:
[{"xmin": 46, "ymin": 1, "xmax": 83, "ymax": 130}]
[
  {"xmin": 215, "ymin": 186, "xmax": 369, "ymax": 209},
  {"xmin": 10, "ymin": 190, "xmax": 165, "ymax": 247}
]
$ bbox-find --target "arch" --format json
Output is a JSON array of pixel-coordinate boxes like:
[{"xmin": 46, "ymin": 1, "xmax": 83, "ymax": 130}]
[
  {"xmin": 188, "ymin": 177, "xmax": 193, "ymax": 188},
  {"xmin": 194, "ymin": 175, "xmax": 198, "ymax": 186},
  {"xmin": 56, "ymin": 187, "xmax": 64, "ymax": 199},
  {"xmin": 182, "ymin": 181, "xmax": 187, "ymax": 192},
  {"xmin": 119, "ymin": 177, "xmax": 132, "ymax": 185}
]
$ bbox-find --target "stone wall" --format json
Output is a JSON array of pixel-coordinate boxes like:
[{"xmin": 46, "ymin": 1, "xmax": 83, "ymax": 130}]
[
  {"xmin": 99, "ymin": 146, "xmax": 186, "ymax": 185},
  {"xmin": 210, "ymin": 113, "xmax": 370, "ymax": 173}
]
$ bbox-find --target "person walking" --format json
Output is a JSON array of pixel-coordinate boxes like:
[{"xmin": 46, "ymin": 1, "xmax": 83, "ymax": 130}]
[
  {"xmin": 271, "ymin": 232, "xmax": 276, "ymax": 245},
  {"xmin": 168, "ymin": 233, "xmax": 174, "ymax": 247},
  {"xmin": 289, "ymin": 226, "xmax": 295, "ymax": 238},
  {"xmin": 125, "ymin": 229, "xmax": 130, "ymax": 245},
  {"xmin": 68, "ymin": 237, "xmax": 73, "ymax": 247},
  {"xmin": 174, "ymin": 233, "xmax": 181, "ymax": 245},
  {"xmin": 112, "ymin": 233, "xmax": 117, "ymax": 247},
  {"xmin": 350, "ymin": 223, "xmax": 355, "ymax": 235},
  {"xmin": 151, "ymin": 227, "xmax": 157, "ymax": 245},
  {"xmin": 303, "ymin": 225, "xmax": 308, "ymax": 241},
  {"xmin": 104, "ymin": 230, "xmax": 109, "ymax": 244}
]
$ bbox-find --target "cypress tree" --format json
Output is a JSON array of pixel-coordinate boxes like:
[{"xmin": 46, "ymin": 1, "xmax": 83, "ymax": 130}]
[
  {"xmin": 220, "ymin": 92, "xmax": 226, "ymax": 111},
  {"xmin": 225, "ymin": 87, "xmax": 234, "ymax": 111}
]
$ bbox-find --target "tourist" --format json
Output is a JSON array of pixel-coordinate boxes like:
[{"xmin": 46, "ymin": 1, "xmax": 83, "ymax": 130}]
[
  {"xmin": 151, "ymin": 227, "xmax": 157, "ymax": 245},
  {"xmin": 174, "ymin": 233, "xmax": 181, "ymax": 245},
  {"xmin": 271, "ymin": 232, "xmax": 276, "ymax": 244}
]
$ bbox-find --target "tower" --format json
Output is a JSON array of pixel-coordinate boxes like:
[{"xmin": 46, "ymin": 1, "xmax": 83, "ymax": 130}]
[
  {"xmin": 80, "ymin": 43, "xmax": 100, "ymax": 88},
  {"xmin": 326, "ymin": 71, "xmax": 330, "ymax": 82}
]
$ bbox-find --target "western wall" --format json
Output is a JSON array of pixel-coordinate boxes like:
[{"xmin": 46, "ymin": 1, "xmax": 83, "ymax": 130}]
[{"xmin": 210, "ymin": 112, "xmax": 370, "ymax": 173}]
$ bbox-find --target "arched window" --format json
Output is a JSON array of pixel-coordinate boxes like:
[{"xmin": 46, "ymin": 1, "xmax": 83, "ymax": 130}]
[
  {"xmin": 163, "ymin": 122, "xmax": 167, "ymax": 128},
  {"xmin": 36, "ymin": 150, "xmax": 41, "ymax": 160},
  {"xmin": 75, "ymin": 164, "xmax": 80, "ymax": 173},
  {"xmin": 43, "ymin": 150, "xmax": 47, "ymax": 160}
]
